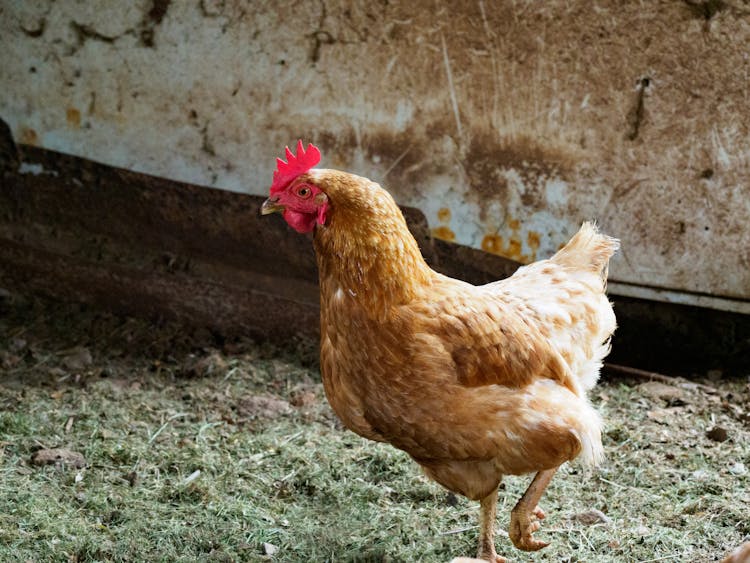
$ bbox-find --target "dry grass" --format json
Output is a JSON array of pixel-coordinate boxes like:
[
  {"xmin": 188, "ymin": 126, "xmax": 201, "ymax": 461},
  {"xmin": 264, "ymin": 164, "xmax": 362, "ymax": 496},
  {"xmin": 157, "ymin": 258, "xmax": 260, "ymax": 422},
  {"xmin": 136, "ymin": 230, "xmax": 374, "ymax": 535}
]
[{"xmin": 0, "ymin": 294, "xmax": 748, "ymax": 562}]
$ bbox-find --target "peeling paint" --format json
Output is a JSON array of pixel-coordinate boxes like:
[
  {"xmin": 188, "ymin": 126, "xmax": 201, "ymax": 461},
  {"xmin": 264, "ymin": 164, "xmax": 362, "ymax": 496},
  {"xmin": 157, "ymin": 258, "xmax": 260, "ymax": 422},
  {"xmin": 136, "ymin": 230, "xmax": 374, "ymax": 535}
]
[{"xmin": 19, "ymin": 128, "xmax": 38, "ymax": 145}]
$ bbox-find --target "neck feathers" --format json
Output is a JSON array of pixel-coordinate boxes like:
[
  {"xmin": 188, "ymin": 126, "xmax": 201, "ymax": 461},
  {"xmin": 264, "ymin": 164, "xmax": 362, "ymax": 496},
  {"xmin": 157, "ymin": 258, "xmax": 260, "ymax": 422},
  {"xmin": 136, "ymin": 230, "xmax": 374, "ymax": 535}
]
[{"xmin": 312, "ymin": 175, "xmax": 432, "ymax": 316}]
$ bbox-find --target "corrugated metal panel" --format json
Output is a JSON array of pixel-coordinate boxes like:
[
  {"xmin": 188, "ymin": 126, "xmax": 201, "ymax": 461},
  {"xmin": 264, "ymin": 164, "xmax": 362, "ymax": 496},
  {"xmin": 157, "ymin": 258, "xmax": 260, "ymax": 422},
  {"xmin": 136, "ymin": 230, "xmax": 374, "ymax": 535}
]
[{"xmin": 1, "ymin": 1, "xmax": 749, "ymax": 311}]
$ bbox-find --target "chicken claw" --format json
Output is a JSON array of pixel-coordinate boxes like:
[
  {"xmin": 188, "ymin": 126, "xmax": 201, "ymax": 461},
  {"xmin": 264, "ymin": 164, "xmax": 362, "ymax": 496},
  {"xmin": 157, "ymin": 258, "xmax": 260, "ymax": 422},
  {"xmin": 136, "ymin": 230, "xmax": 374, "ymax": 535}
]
[
  {"xmin": 508, "ymin": 506, "xmax": 549, "ymax": 551},
  {"xmin": 507, "ymin": 468, "xmax": 558, "ymax": 551},
  {"xmin": 477, "ymin": 553, "xmax": 508, "ymax": 563}
]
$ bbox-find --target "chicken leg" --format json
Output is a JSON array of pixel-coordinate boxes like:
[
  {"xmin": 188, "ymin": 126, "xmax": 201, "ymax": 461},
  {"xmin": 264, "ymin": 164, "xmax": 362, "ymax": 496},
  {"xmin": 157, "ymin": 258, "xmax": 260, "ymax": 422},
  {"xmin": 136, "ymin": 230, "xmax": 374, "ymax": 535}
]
[
  {"xmin": 508, "ymin": 467, "xmax": 558, "ymax": 551},
  {"xmin": 477, "ymin": 485, "xmax": 506, "ymax": 563}
]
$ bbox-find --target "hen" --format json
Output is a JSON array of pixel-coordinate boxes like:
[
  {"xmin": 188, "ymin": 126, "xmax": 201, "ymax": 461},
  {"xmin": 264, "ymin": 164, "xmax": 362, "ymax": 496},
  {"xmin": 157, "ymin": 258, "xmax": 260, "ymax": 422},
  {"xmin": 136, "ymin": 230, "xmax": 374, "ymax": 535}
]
[{"xmin": 261, "ymin": 141, "xmax": 618, "ymax": 562}]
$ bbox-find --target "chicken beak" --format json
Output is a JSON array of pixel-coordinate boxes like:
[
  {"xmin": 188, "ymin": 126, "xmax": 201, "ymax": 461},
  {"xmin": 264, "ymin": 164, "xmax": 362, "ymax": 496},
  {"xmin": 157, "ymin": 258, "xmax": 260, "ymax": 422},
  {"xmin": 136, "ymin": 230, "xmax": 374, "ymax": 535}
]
[{"xmin": 261, "ymin": 196, "xmax": 284, "ymax": 215}]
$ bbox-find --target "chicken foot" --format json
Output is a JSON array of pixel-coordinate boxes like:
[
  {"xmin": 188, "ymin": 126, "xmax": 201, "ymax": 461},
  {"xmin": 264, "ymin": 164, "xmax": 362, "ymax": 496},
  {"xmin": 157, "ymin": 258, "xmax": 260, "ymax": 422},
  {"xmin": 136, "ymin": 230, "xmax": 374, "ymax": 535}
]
[
  {"xmin": 476, "ymin": 484, "xmax": 506, "ymax": 563},
  {"xmin": 508, "ymin": 467, "xmax": 558, "ymax": 551}
]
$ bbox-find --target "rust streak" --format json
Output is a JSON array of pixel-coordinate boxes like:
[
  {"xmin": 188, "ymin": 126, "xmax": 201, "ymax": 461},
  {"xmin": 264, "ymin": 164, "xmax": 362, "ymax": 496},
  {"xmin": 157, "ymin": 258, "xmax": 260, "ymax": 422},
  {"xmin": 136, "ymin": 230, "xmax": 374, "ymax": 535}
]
[
  {"xmin": 481, "ymin": 234, "xmax": 503, "ymax": 254},
  {"xmin": 20, "ymin": 128, "xmax": 38, "ymax": 146},
  {"xmin": 432, "ymin": 225, "xmax": 456, "ymax": 242},
  {"xmin": 66, "ymin": 108, "xmax": 81, "ymax": 128}
]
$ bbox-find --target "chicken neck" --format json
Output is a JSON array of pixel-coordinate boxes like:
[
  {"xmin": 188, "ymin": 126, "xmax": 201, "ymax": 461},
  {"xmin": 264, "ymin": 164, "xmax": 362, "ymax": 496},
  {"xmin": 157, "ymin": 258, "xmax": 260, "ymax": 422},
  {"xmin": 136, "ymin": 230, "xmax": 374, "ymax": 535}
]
[{"xmin": 314, "ymin": 206, "xmax": 433, "ymax": 316}]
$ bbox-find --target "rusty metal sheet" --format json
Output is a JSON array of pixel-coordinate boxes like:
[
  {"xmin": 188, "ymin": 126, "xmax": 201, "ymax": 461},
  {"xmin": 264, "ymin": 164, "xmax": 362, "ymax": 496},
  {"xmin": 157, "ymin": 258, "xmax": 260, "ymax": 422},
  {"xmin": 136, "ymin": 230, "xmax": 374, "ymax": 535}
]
[{"xmin": 1, "ymin": 1, "xmax": 749, "ymax": 312}]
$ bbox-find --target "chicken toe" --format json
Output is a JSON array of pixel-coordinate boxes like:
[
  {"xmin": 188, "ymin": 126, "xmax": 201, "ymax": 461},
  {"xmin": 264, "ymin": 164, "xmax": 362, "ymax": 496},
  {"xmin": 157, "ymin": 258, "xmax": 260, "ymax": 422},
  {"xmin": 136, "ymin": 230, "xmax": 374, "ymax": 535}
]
[
  {"xmin": 509, "ymin": 508, "xmax": 549, "ymax": 551},
  {"xmin": 476, "ymin": 550, "xmax": 508, "ymax": 563}
]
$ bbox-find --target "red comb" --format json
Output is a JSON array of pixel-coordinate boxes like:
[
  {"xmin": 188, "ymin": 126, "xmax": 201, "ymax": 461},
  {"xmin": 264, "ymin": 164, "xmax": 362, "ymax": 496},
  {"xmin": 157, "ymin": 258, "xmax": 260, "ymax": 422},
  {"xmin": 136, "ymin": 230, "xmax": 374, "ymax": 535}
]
[{"xmin": 270, "ymin": 140, "xmax": 321, "ymax": 194}]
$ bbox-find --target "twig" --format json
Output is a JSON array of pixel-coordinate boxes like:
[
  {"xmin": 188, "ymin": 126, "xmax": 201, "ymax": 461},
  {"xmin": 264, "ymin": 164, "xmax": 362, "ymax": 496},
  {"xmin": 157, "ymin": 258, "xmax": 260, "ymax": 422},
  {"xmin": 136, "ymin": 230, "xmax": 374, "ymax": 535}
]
[
  {"xmin": 603, "ymin": 363, "xmax": 719, "ymax": 394},
  {"xmin": 182, "ymin": 469, "xmax": 201, "ymax": 486},
  {"xmin": 223, "ymin": 367, "xmax": 241, "ymax": 381},
  {"xmin": 197, "ymin": 421, "xmax": 224, "ymax": 440},
  {"xmin": 279, "ymin": 430, "xmax": 304, "ymax": 446},
  {"xmin": 438, "ymin": 525, "xmax": 477, "ymax": 536},
  {"xmin": 148, "ymin": 413, "xmax": 188, "ymax": 445}
]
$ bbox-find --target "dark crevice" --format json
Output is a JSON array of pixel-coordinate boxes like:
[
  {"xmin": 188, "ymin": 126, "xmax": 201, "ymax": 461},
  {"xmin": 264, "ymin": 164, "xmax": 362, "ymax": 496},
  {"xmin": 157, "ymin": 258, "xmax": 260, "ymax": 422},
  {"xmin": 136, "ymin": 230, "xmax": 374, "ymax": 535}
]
[
  {"xmin": 626, "ymin": 77, "xmax": 651, "ymax": 141},
  {"xmin": 140, "ymin": 0, "xmax": 171, "ymax": 48},
  {"xmin": 71, "ymin": 21, "xmax": 120, "ymax": 46},
  {"xmin": 683, "ymin": 0, "xmax": 728, "ymax": 20},
  {"xmin": 200, "ymin": 126, "xmax": 216, "ymax": 157},
  {"xmin": 20, "ymin": 18, "xmax": 46, "ymax": 38}
]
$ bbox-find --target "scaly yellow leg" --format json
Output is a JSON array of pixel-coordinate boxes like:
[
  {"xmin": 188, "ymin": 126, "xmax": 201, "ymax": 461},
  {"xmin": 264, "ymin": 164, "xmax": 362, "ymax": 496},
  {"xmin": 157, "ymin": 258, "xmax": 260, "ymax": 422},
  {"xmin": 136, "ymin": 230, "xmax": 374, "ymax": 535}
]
[{"xmin": 508, "ymin": 467, "xmax": 558, "ymax": 551}]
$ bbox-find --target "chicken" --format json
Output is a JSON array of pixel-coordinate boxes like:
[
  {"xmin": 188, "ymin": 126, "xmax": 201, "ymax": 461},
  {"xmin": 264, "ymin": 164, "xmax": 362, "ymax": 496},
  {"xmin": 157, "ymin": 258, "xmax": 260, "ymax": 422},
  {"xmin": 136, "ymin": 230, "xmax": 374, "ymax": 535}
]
[{"xmin": 261, "ymin": 141, "xmax": 619, "ymax": 562}]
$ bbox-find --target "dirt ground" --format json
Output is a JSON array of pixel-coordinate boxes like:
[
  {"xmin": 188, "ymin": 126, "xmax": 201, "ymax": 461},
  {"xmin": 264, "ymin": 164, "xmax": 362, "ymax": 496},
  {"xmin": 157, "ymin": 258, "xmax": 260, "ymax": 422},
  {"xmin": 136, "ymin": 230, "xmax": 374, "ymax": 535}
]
[{"xmin": 0, "ymin": 292, "xmax": 748, "ymax": 562}]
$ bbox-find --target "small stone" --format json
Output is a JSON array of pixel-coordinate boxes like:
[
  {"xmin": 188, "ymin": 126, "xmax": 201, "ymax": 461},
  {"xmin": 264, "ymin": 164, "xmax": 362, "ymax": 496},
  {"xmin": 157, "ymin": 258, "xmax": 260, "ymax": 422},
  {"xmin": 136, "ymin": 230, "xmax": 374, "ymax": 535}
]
[
  {"xmin": 31, "ymin": 448, "xmax": 86, "ymax": 469},
  {"xmin": 638, "ymin": 382, "xmax": 687, "ymax": 405},
  {"xmin": 62, "ymin": 346, "xmax": 93, "ymax": 371},
  {"xmin": 289, "ymin": 389, "xmax": 317, "ymax": 407},
  {"xmin": 180, "ymin": 350, "xmax": 227, "ymax": 378},
  {"xmin": 728, "ymin": 462, "xmax": 747, "ymax": 476},
  {"xmin": 238, "ymin": 395, "xmax": 292, "ymax": 420},
  {"xmin": 691, "ymin": 469, "xmax": 712, "ymax": 481},
  {"xmin": 706, "ymin": 426, "xmax": 729, "ymax": 442},
  {"xmin": 263, "ymin": 542, "xmax": 278, "ymax": 556},
  {"xmin": 572, "ymin": 508, "xmax": 611, "ymax": 525}
]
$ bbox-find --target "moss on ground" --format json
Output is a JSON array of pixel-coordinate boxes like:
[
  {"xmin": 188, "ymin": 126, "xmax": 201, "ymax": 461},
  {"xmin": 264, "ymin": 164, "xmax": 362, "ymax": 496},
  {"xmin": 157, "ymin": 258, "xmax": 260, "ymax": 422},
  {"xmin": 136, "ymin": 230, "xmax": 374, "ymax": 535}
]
[{"xmin": 0, "ymin": 296, "xmax": 748, "ymax": 562}]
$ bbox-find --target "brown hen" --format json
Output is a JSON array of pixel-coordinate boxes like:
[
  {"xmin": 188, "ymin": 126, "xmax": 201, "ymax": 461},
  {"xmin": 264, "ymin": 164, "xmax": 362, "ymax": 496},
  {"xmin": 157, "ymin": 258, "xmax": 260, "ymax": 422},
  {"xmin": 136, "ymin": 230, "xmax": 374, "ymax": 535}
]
[{"xmin": 262, "ymin": 142, "xmax": 618, "ymax": 562}]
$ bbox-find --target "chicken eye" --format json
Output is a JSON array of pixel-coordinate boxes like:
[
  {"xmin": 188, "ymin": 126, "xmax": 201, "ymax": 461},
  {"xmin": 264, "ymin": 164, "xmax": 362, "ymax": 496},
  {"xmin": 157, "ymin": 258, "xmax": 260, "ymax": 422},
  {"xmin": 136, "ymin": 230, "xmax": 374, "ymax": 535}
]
[{"xmin": 296, "ymin": 186, "xmax": 312, "ymax": 198}]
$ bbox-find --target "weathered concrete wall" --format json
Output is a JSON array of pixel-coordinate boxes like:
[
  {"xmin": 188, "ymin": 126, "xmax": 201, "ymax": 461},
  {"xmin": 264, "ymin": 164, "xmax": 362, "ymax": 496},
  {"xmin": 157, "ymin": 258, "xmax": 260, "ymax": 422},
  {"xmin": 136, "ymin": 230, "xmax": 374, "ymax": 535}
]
[{"xmin": 1, "ymin": 1, "xmax": 749, "ymax": 311}]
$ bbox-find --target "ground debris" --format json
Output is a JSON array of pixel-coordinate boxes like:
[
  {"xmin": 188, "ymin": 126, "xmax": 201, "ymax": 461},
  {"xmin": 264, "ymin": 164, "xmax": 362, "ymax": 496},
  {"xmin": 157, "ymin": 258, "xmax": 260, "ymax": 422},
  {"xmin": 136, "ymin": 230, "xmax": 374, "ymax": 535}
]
[
  {"xmin": 646, "ymin": 407, "xmax": 685, "ymax": 424},
  {"xmin": 61, "ymin": 346, "xmax": 93, "ymax": 371},
  {"xmin": 571, "ymin": 508, "xmax": 611, "ymax": 525},
  {"xmin": 179, "ymin": 349, "xmax": 227, "ymax": 378},
  {"xmin": 238, "ymin": 394, "xmax": 292, "ymax": 420},
  {"xmin": 706, "ymin": 426, "xmax": 729, "ymax": 442},
  {"xmin": 605, "ymin": 363, "xmax": 719, "ymax": 394},
  {"xmin": 728, "ymin": 461, "xmax": 747, "ymax": 476},
  {"xmin": 30, "ymin": 448, "xmax": 86, "ymax": 469},
  {"xmin": 638, "ymin": 381, "xmax": 689, "ymax": 405},
  {"xmin": 289, "ymin": 384, "xmax": 319, "ymax": 407}
]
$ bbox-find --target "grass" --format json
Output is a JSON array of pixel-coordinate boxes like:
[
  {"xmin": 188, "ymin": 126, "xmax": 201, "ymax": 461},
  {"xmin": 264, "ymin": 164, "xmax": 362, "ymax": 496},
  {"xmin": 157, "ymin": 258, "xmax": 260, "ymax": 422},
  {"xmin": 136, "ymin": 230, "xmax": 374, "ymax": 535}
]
[{"xmin": 0, "ymin": 295, "xmax": 748, "ymax": 562}]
